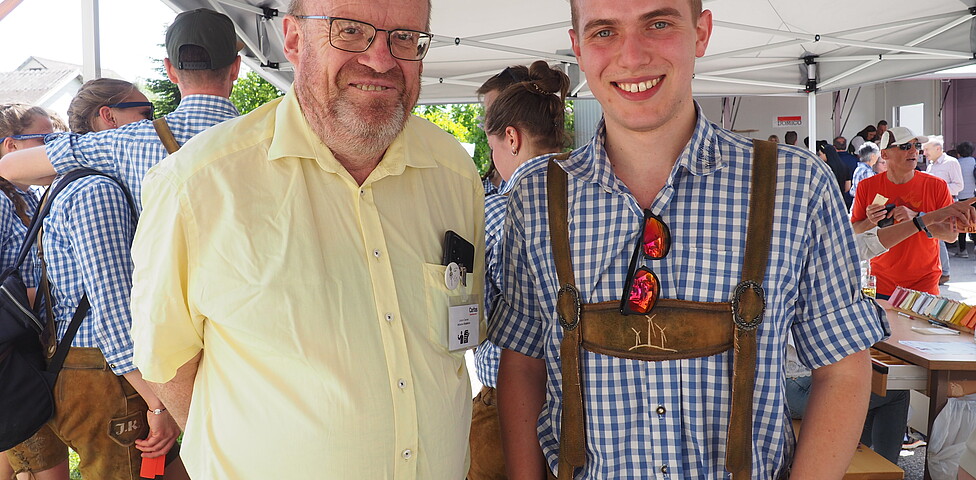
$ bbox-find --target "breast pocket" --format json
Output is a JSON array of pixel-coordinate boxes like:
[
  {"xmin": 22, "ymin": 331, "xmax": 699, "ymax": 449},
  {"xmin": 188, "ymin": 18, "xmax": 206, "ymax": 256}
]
[{"xmin": 422, "ymin": 262, "xmax": 478, "ymax": 358}]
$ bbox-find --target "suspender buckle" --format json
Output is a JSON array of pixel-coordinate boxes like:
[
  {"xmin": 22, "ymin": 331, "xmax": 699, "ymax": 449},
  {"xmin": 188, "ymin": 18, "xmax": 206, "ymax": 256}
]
[
  {"xmin": 731, "ymin": 280, "xmax": 765, "ymax": 331},
  {"xmin": 557, "ymin": 284, "xmax": 582, "ymax": 330}
]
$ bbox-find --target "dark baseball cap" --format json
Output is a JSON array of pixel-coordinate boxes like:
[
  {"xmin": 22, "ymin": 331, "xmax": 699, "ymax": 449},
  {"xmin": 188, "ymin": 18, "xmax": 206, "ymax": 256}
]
[{"xmin": 166, "ymin": 8, "xmax": 241, "ymax": 70}]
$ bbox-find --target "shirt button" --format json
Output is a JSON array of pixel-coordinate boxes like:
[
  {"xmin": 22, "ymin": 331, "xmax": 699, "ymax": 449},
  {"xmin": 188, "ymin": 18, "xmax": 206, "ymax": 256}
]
[
  {"xmin": 660, "ymin": 464, "xmax": 669, "ymax": 474},
  {"xmin": 656, "ymin": 405, "xmax": 666, "ymax": 415},
  {"xmin": 385, "ymin": 313, "xmax": 394, "ymax": 322},
  {"xmin": 401, "ymin": 449, "xmax": 412, "ymax": 459},
  {"xmin": 360, "ymin": 189, "xmax": 366, "ymax": 197},
  {"xmin": 373, "ymin": 249, "xmax": 381, "ymax": 258},
  {"xmin": 397, "ymin": 379, "xmax": 407, "ymax": 389}
]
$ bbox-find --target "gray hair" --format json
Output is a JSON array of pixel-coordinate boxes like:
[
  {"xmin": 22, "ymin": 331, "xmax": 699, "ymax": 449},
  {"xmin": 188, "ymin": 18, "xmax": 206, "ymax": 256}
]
[{"xmin": 857, "ymin": 141, "xmax": 880, "ymax": 162}]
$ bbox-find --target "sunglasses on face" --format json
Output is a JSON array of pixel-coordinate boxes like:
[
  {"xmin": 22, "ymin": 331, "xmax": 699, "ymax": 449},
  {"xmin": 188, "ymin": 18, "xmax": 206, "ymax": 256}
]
[
  {"xmin": 887, "ymin": 142, "xmax": 922, "ymax": 151},
  {"xmin": 620, "ymin": 210, "xmax": 672, "ymax": 315},
  {"xmin": 107, "ymin": 101, "xmax": 155, "ymax": 120}
]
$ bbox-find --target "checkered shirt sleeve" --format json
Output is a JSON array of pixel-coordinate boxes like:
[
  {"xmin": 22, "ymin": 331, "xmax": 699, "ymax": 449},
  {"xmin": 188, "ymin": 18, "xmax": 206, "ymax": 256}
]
[
  {"xmin": 45, "ymin": 95, "xmax": 238, "ymax": 212},
  {"xmin": 43, "ymin": 176, "xmax": 137, "ymax": 375},
  {"xmin": 473, "ymin": 193, "xmax": 509, "ymax": 387},
  {"xmin": 489, "ymin": 107, "xmax": 887, "ymax": 479}
]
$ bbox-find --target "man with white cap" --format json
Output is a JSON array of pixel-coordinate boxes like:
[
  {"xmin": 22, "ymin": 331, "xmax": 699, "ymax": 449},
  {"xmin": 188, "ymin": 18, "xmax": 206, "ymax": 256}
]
[{"xmin": 851, "ymin": 126, "xmax": 956, "ymax": 298}]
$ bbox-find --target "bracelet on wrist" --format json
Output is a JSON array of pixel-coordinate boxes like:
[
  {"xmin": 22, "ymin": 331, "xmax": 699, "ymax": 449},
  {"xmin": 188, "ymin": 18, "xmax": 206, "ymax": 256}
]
[{"xmin": 150, "ymin": 407, "xmax": 167, "ymax": 415}]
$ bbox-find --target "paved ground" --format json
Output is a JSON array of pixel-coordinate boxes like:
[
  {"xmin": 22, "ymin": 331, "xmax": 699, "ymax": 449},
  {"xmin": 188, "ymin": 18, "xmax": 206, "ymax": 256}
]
[{"xmin": 938, "ymin": 243, "xmax": 976, "ymax": 304}]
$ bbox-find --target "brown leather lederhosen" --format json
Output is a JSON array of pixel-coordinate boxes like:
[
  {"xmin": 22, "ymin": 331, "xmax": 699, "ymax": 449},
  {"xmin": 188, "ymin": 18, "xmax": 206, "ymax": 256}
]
[{"xmin": 549, "ymin": 139, "xmax": 778, "ymax": 480}]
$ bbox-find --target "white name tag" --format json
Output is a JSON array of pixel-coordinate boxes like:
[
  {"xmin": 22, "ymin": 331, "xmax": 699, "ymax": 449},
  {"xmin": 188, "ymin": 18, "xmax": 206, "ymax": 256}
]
[{"xmin": 448, "ymin": 302, "xmax": 479, "ymax": 351}]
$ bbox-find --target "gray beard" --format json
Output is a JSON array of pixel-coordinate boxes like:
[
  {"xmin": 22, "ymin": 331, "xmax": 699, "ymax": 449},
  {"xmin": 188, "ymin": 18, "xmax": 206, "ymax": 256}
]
[{"xmin": 296, "ymin": 79, "xmax": 410, "ymax": 166}]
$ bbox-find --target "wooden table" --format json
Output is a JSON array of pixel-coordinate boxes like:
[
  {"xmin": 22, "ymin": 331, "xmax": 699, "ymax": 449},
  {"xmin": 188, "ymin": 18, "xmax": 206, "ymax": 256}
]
[{"xmin": 874, "ymin": 301, "xmax": 976, "ymax": 479}]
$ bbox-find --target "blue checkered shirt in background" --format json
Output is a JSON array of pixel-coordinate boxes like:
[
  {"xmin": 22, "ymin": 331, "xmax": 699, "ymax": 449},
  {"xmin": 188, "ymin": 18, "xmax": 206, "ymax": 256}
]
[
  {"xmin": 488, "ymin": 106, "xmax": 888, "ymax": 479},
  {"xmin": 45, "ymin": 95, "xmax": 238, "ymax": 211},
  {"xmin": 0, "ymin": 187, "xmax": 40, "ymax": 287},
  {"xmin": 43, "ymin": 176, "xmax": 137, "ymax": 375},
  {"xmin": 475, "ymin": 156, "xmax": 546, "ymax": 388}
]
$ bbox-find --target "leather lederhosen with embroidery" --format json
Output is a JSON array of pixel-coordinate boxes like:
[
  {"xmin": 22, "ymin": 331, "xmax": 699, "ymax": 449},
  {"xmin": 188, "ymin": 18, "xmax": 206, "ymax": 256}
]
[{"xmin": 548, "ymin": 139, "xmax": 778, "ymax": 480}]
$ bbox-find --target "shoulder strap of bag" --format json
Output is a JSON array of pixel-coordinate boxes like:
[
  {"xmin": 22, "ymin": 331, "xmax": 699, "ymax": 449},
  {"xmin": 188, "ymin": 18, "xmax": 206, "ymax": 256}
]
[{"xmin": 153, "ymin": 117, "xmax": 181, "ymax": 154}]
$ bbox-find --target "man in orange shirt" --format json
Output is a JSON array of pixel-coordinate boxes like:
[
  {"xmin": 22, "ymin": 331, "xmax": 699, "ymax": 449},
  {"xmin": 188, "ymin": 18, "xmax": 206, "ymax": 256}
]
[{"xmin": 851, "ymin": 126, "xmax": 955, "ymax": 298}]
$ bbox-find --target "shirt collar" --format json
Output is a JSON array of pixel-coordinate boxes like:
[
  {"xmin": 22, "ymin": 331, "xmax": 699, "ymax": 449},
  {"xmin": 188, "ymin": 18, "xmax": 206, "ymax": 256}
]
[
  {"xmin": 176, "ymin": 94, "xmax": 239, "ymax": 117},
  {"xmin": 267, "ymin": 88, "xmax": 436, "ymax": 179},
  {"xmin": 557, "ymin": 101, "xmax": 725, "ymax": 193}
]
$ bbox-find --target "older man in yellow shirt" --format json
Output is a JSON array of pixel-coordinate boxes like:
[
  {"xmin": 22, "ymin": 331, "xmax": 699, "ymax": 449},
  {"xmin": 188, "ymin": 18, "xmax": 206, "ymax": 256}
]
[{"xmin": 129, "ymin": 0, "xmax": 485, "ymax": 478}]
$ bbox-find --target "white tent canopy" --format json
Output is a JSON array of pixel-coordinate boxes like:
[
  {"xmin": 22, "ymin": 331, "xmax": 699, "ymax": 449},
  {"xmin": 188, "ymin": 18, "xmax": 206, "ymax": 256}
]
[{"xmin": 149, "ymin": 0, "xmax": 975, "ymax": 104}]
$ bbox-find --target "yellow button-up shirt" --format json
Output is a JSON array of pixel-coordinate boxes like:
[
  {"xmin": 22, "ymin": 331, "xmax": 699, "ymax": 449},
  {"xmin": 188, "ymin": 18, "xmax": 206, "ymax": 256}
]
[{"xmin": 131, "ymin": 89, "xmax": 485, "ymax": 479}]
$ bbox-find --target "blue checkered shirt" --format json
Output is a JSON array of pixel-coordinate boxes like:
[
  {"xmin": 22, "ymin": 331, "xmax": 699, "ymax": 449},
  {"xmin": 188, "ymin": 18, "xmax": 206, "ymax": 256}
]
[
  {"xmin": 45, "ymin": 95, "xmax": 238, "ymax": 212},
  {"xmin": 43, "ymin": 176, "xmax": 137, "ymax": 375},
  {"xmin": 475, "ymin": 156, "xmax": 546, "ymax": 388},
  {"xmin": 0, "ymin": 187, "xmax": 40, "ymax": 287},
  {"xmin": 489, "ymin": 108, "xmax": 888, "ymax": 479}
]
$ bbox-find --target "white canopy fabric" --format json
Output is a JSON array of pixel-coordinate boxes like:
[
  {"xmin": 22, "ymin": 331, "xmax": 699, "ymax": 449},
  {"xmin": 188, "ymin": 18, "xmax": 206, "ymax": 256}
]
[{"xmin": 155, "ymin": 0, "xmax": 976, "ymax": 104}]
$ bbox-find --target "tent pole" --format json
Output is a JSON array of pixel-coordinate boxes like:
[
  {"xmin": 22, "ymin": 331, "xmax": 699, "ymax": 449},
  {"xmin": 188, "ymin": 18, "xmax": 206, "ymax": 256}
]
[
  {"xmin": 807, "ymin": 91, "xmax": 817, "ymax": 153},
  {"xmin": 81, "ymin": 0, "xmax": 101, "ymax": 81}
]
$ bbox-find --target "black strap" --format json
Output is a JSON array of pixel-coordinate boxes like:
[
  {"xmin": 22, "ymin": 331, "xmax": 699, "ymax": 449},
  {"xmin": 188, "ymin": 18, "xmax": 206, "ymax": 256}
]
[{"xmin": 46, "ymin": 295, "xmax": 89, "ymax": 374}]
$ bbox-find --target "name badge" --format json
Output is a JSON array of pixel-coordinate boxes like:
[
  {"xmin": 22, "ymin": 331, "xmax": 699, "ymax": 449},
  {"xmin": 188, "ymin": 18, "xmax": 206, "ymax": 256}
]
[{"xmin": 448, "ymin": 301, "xmax": 480, "ymax": 351}]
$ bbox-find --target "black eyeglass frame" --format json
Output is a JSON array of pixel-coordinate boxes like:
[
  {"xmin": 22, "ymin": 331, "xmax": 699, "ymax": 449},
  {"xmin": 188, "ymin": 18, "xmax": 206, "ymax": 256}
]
[
  {"xmin": 292, "ymin": 15, "xmax": 432, "ymax": 61},
  {"xmin": 619, "ymin": 209, "xmax": 672, "ymax": 315}
]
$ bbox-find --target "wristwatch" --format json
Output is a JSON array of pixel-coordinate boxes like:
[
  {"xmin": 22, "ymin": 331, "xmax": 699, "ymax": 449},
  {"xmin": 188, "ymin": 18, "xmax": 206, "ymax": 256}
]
[{"xmin": 913, "ymin": 212, "xmax": 933, "ymax": 238}]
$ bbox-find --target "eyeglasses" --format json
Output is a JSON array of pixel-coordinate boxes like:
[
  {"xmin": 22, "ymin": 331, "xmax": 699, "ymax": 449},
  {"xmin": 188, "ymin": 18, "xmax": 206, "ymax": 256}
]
[
  {"xmin": 292, "ymin": 15, "xmax": 432, "ymax": 61},
  {"xmin": 620, "ymin": 210, "xmax": 671, "ymax": 315},
  {"xmin": 892, "ymin": 142, "xmax": 922, "ymax": 151},
  {"xmin": 0, "ymin": 132, "xmax": 64, "ymax": 144},
  {"xmin": 107, "ymin": 101, "xmax": 155, "ymax": 120}
]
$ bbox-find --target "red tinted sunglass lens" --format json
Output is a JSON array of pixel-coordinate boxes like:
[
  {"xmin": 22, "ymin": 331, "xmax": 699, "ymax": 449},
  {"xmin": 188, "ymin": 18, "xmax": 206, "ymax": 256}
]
[
  {"xmin": 625, "ymin": 268, "xmax": 659, "ymax": 314},
  {"xmin": 642, "ymin": 217, "xmax": 670, "ymax": 258}
]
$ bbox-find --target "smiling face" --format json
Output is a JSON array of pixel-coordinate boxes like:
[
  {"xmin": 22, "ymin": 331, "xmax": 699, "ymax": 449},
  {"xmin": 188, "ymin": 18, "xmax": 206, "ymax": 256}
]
[
  {"xmin": 283, "ymin": 0, "xmax": 426, "ymax": 160},
  {"xmin": 569, "ymin": 0, "xmax": 711, "ymax": 137}
]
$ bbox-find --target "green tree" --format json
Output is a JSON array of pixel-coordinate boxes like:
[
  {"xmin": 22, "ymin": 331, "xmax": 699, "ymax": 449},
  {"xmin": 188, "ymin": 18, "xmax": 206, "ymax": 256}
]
[
  {"xmin": 143, "ymin": 61, "xmax": 180, "ymax": 117},
  {"xmin": 230, "ymin": 71, "xmax": 285, "ymax": 114}
]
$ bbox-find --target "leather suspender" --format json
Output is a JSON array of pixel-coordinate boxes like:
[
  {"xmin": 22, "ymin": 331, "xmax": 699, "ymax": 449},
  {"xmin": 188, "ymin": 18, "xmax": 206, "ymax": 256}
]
[
  {"xmin": 152, "ymin": 117, "xmax": 180, "ymax": 154},
  {"xmin": 547, "ymin": 139, "xmax": 779, "ymax": 479}
]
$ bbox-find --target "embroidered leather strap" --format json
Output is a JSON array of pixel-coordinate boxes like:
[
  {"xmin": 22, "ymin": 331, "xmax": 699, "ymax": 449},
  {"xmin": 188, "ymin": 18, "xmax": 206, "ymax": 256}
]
[{"xmin": 547, "ymin": 139, "xmax": 778, "ymax": 479}]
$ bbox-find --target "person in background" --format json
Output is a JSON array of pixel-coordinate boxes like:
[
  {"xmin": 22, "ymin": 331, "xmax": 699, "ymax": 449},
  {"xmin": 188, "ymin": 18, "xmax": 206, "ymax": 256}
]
[
  {"xmin": 850, "ymin": 124, "xmax": 878, "ymax": 154},
  {"xmin": 850, "ymin": 141, "xmax": 880, "ymax": 199},
  {"xmin": 0, "ymin": 104, "xmax": 69, "ymax": 480},
  {"xmin": 469, "ymin": 60, "xmax": 569, "ymax": 480},
  {"xmin": 953, "ymin": 141, "xmax": 975, "ymax": 258},
  {"xmin": 851, "ymin": 126, "xmax": 953, "ymax": 297},
  {"xmin": 784, "ymin": 130, "xmax": 797, "ymax": 145},
  {"xmin": 67, "ymin": 78, "xmax": 154, "ymax": 134},
  {"xmin": 817, "ymin": 140, "xmax": 853, "ymax": 209},
  {"xmin": 924, "ymin": 136, "xmax": 962, "ymax": 284},
  {"xmin": 767, "ymin": 134, "xmax": 779, "ymax": 143},
  {"xmin": 876, "ymin": 120, "xmax": 889, "ymax": 140}
]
